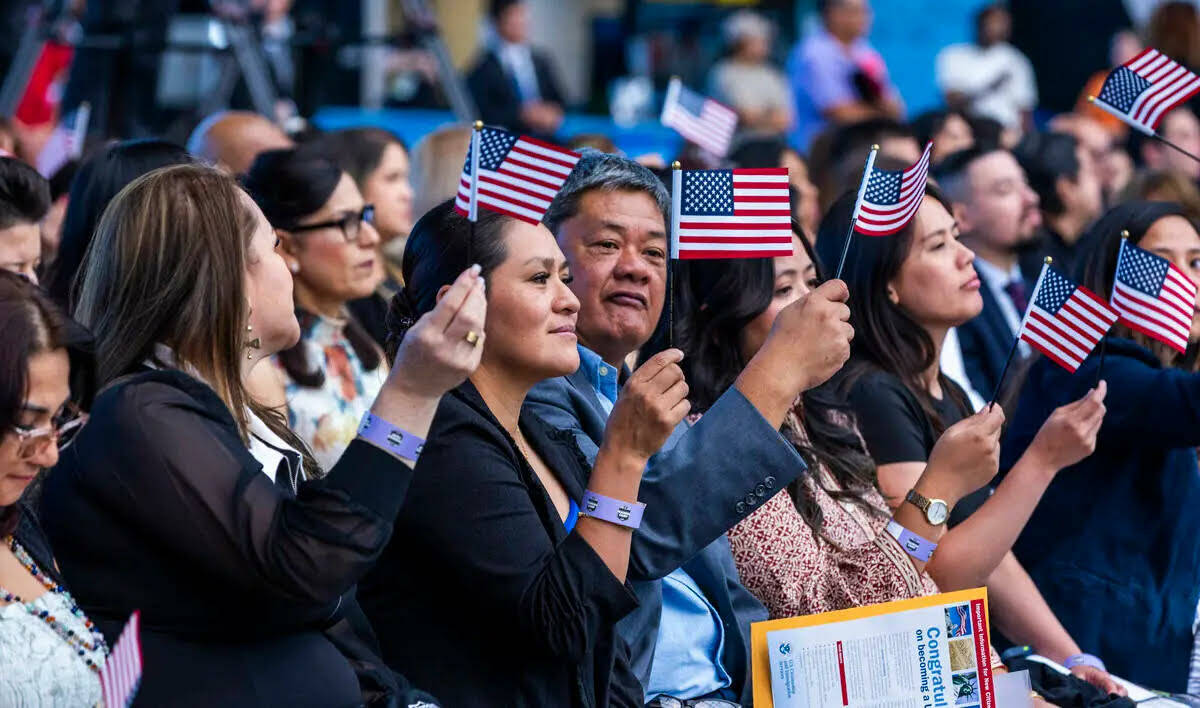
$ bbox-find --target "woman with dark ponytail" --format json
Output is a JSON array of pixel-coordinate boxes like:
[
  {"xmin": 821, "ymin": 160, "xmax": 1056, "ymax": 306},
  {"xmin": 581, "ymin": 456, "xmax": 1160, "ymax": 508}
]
[{"xmin": 243, "ymin": 148, "xmax": 388, "ymax": 470}]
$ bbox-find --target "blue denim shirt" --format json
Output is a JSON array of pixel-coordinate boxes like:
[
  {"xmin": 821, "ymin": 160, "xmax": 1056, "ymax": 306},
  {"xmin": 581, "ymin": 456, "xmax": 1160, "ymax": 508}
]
[{"xmin": 576, "ymin": 344, "xmax": 731, "ymax": 701}]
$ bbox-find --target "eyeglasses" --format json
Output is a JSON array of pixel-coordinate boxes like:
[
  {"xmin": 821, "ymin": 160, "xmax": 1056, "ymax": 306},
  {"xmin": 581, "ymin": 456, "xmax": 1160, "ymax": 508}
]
[
  {"xmin": 289, "ymin": 205, "xmax": 376, "ymax": 243},
  {"xmin": 11, "ymin": 403, "xmax": 88, "ymax": 461}
]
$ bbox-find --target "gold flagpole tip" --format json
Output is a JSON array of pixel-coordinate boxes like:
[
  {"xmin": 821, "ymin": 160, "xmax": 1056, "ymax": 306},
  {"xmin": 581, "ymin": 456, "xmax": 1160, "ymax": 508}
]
[
  {"xmin": 1044, "ymin": 256, "xmax": 1053, "ymax": 264},
  {"xmin": 473, "ymin": 120, "xmax": 483, "ymax": 130},
  {"xmin": 671, "ymin": 161, "xmax": 682, "ymax": 170},
  {"xmin": 1120, "ymin": 229, "xmax": 1130, "ymax": 239},
  {"xmin": 871, "ymin": 144, "xmax": 880, "ymax": 151},
  {"xmin": 1087, "ymin": 95, "xmax": 1096, "ymax": 103}
]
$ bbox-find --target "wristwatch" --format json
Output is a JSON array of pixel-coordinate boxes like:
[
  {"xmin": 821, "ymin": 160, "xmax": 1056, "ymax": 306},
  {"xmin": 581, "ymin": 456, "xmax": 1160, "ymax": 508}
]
[{"xmin": 905, "ymin": 489, "xmax": 950, "ymax": 526}]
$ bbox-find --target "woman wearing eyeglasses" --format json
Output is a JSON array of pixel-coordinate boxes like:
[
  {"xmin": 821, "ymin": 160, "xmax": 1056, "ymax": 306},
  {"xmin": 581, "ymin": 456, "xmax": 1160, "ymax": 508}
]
[
  {"xmin": 0, "ymin": 270, "xmax": 101, "ymax": 706},
  {"xmin": 243, "ymin": 148, "xmax": 389, "ymax": 470}
]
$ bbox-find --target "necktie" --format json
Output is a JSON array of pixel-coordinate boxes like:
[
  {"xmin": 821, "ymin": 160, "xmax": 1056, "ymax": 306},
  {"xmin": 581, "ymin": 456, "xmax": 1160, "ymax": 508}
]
[{"xmin": 1004, "ymin": 278, "xmax": 1029, "ymax": 316}]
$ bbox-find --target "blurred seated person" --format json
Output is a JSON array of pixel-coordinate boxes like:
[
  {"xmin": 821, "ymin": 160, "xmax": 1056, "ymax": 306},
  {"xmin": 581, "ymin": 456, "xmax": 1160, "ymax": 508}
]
[
  {"xmin": 410, "ymin": 125, "xmax": 473, "ymax": 219},
  {"xmin": 1050, "ymin": 113, "xmax": 1133, "ymax": 203},
  {"xmin": 1129, "ymin": 106, "xmax": 1200, "ymax": 182},
  {"xmin": 936, "ymin": 4, "xmax": 1035, "ymax": 132},
  {"xmin": 304, "ymin": 128, "xmax": 415, "ymax": 346},
  {"xmin": 466, "ymin": 0, "xmax": 566, "ymax": 139},
  {"xmin": 187, "ymin": 110, "xmax": 294, "ymax": 176},
  {"xmin": 39, "ymin": 159, "xmax": 78, "ymax": 266},
  {"xmin": 0, "ymin": 157, "xmax": 50, "ymax": 284},
  {"xmin": 708, "ymin": 10, "xmax": 794, "ymax": 135},
  {"xmin": 787, "ymin": 0, "xmax": 902, "ymax": 151},
  {"xmin": 730, "ymin": 136, "xmax": 821, "ymax": 234},
  {"xmin": 911, "ymin": 109, "xmax": 975, "ymax": 164},
  {"xmin": 244, "ymin": 149, "xmax": 388, "ymax": 471},
  {"xmin": 42, "ymin": 139, "xmax": 193, "ymax": 311},
  {"xmin": 1121, "ymin": 169, "xmax": 1200, "ymax": 220},
  {"xmin": 1014, "ymin": 131, "xmax": 1104, "ymax": 281}
]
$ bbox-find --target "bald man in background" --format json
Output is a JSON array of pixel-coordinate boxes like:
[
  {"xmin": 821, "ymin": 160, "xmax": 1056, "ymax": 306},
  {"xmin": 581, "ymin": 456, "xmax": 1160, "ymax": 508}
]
[{"xmin": 186, "ymin": 111, "xmax": 294, "ymax": 175}]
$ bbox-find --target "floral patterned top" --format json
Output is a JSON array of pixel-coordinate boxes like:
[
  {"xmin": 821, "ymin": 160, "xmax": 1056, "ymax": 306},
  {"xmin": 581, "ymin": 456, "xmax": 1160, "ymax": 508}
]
[
  {"xmin": 276, "ymin": 313, "xmax": 387, "ymax": 472},
  {"xmin": 724, "ymin": 412, "xmax": 940, "ymax": 620},
  {"xmin": 0, "ymin": 587, "xmax": 104, "ymax": 707}
]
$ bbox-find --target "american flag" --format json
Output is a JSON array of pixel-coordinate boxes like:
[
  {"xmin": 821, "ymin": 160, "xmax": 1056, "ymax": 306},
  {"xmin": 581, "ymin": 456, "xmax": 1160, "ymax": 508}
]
[
  {"xmin": 1018, "ymin": 263, "xmax": 1118, "ymax": 372},
  {"xmin": 671, "ymin": 167, "xmax": 792, "ymax": 259},
  {"xmin": 660, "ymin": 77, "xmax": 738, "ymax": 158},
  {"xmin": 1094, "ymin": 48, "xmax": 1200, "ymax": 134},
  {"xmin": 455, "ymin": 126, "xmax": 580, "ymax": 225},
  {"xmin": 1112, "ymin": 239, "xmax": 1198, "ymax": 353},
  {"xmin": 100, "ymin": 611, "xmax": 143, "ymax": 708},
  {"xmin": 853, "ymin": 142, "xmax": 933, "ymax": 236}
]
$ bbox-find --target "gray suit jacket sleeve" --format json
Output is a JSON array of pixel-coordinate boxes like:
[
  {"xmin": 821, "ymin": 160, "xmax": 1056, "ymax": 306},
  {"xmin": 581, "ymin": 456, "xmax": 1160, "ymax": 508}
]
[{"xmin": 526, "ymin": 376, "xmax": 807, "ymax": 581}]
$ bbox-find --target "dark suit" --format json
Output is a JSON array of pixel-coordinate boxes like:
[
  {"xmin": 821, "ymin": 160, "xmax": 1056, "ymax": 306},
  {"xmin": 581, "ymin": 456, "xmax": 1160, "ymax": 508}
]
[
  {"xmin": 466, "ymin": 48, "xmax": 566, "ymax": 138},
  {"xmin": 527, "ymin": 367, "xmax": 806, "ymax": 704},
  {"xmin": 956, "ymin": 261, "xmax": 1030, "ymax": 402}
]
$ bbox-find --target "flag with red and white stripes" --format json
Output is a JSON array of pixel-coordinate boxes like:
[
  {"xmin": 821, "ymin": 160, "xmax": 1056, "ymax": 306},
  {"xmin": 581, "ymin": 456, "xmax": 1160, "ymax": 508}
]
[
  {"xmin": 455, "ymin": 125, "xmax": 580, "ymax": 225},
  {"xmin": 671, "ymin": 167, "xmax": 792, "ymax": 259},
  {"xmin": 1094, "ymin": 48, "xmax": 1200, "ymax": 134},
  {"xmin": 1112, "ymin": 238, "xmax": 1198, "ymax": 353},
  {"xmin": 100, "ymin": 611, "xmax": 143, "ymax": 708},
  {"xmin": 660, "ymin": 77, "xmax": 738, "ymax": 158},
  {"xmin": 1018, "ymin": 263, "xmax": 1118, "ymax": 372},
  {"xmin": 853, "ymin": 141, "xmax": 933, "ymax": 236}
]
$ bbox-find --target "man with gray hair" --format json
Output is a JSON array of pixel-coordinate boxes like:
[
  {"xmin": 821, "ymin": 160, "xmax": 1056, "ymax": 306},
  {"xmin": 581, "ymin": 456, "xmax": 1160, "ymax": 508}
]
[{"xmin": 529, "ymin": 150, "xmax": 854, "ymax": 705}]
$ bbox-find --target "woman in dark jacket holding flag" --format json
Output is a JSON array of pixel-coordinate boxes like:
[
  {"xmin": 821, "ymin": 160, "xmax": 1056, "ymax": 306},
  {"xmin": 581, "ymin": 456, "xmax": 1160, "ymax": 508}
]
[{"xmin": 1002, "ymin": 200, "xmax": 1200, "ymax": 692}]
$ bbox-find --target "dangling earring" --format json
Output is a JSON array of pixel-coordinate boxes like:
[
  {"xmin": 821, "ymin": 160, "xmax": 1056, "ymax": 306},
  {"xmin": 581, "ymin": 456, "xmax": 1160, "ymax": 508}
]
[
  {"xmin": 246, "ymin": 308, "xmax": 261, "ymax": 359},
  {"xmin": 289, "ymin": 261, "xmax": 300, "ymax": 274}
]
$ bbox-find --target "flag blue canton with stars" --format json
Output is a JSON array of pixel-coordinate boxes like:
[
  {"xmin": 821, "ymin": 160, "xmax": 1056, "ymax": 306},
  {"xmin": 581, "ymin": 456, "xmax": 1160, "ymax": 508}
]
[
  {"xmin": 462, "ymin": 128, "xmax": 519, "ymax": 175},
  {"xmin": 1034, "ymin": 267, "xmax": 1076, "ymax": 314},
  {"xmin": 1098, "ymin": 66, "xmax": 1152, "ymax": 114},
  {"xmin": 1118, "ymin": 243, "xmax": 1170, "ymax": 296},
  {"xmin": 681, "ymin": 170, "xmax": 735, "ymax": 216},
  {"xmin": 864, "ymin": 169, "xmax": 904, "ymax": 205}
]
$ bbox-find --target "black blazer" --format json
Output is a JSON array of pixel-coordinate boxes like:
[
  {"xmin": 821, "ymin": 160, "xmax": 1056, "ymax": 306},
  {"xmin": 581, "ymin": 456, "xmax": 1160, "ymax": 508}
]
[
  {"xmin": 466, "ymin": 49, "xmax": 566, "ymax": 138},
  {"xmin": 956, "ymin": 265, "xmax": 1029, "ymax": 401},
  {"xmin": 39, "ymin": 369, "xmax": 419, "ymax": 708},
  {"xmin": 359, "ymin": 382, "xmax": 642, "ymax": 707}
]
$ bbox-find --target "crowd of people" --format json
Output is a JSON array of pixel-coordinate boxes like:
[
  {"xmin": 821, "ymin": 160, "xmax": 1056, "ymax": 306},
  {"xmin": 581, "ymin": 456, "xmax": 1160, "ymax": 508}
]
[{"xmin": 4, "ymin": 0, "xmax": 1200, "ymax": 706}]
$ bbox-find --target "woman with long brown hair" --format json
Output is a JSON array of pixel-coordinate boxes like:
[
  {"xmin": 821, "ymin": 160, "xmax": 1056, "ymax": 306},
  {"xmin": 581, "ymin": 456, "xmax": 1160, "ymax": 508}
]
[{"xmin": 40, "ymin": 164, "xmax": 485, "ymax": 706}]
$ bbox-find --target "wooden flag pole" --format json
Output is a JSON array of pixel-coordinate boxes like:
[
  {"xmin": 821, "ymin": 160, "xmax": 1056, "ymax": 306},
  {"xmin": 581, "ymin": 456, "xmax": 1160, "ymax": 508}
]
[
  {"xmin": 669, "ymin": 161, "xmax": 682, "ymax": 349},
  {"xmin": 468, "ymin": 121, "xmax": 482, "ymax": 267},
  {"xmin": 834, "ymin": 145, "xmax": 880, "ymax": 280},
  {"xmin": 1089, "ymin": 96, "xmax": 1200, "ymax": 164},
  {"xmin": 988, "ymin": 256, "xmax": 1052, "ymax": 408},
  {"xmin": 1095, "ymin": 230, "xmax": 1129, "ymax": 387}
]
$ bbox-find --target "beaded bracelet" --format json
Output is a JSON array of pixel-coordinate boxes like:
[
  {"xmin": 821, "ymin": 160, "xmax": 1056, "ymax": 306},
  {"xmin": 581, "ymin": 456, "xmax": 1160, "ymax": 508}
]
[{"xmin": 358, "ymin": 411, "xmax": 425, "ymax": 461}]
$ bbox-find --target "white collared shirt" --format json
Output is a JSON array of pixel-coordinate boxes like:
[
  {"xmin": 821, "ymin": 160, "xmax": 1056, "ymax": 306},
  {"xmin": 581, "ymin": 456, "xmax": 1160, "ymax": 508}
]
[
  {"xmin": 973, "ymin": 257, "xmax": 1031, "ymax": 356},
  {"xmin": 496, "ymin": 41, "xmax": 540, "ymax": 103}
]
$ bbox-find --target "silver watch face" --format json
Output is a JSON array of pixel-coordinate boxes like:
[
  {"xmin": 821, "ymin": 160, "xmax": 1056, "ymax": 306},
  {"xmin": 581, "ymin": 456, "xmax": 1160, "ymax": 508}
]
[{"xmin": 926, "ymin": 500, "xmax": 949, "ymax": 526}]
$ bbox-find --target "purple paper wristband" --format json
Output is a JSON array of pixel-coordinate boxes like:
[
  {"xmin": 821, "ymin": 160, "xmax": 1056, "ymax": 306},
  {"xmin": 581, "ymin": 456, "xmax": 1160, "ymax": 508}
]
[
  {"xmin": 358, "ymin": 412, "xmax": 425, "ymax": 461},
  {"xmin": 886, "ymin": 520, "xmax": 938, "ymax": 562},
  {"xmin": 579, "ymin": 490, "xmax": 646, "ymax": 530},
  {"xmin": 1064, "ymin": 653, "xmax": 1106, "ymax": 672}
]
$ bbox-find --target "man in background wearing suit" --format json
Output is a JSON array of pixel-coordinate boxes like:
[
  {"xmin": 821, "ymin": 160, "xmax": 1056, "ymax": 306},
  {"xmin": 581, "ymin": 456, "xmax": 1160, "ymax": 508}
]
[
  {"xmin": 527, "ymin": 151, "xmax": 854, "ymax": 707},
  {"xmin": 936, "ymin": 145, "xmax": 1043, "ymax": 401},
  {"xmin": 466, "ymin": 0, "xmax": 566, "ymax": 139}
]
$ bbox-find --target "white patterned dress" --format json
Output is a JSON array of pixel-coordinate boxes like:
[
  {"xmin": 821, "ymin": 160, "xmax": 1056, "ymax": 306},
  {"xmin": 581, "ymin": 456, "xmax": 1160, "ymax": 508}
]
[{"xmin": 0, "ymin": 591, "xmax": 104, "ymax": 707}]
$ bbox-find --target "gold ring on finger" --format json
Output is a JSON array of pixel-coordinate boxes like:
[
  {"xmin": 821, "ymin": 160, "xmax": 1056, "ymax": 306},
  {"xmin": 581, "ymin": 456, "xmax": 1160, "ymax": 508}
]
[{"xmin": 465, "ymin": 330, "xmax": 481, "ymax": 346}]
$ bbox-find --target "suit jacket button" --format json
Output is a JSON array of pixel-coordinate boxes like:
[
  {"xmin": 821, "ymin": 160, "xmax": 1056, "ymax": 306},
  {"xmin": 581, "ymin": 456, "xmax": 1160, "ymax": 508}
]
[
  {"xmin": 735, "ymin": 501, "xmax": 746, "ymax": 514},
  {"xmin": 765, "ymin": 476, "xmax": 776, "ymax": 489},
  {"xmin": 755, "ymin": 484, "xmax": 766, "ymax": 497},
  {"xmin": 744, "ymin": 493, "xmax": 757, "ymax": 506}
]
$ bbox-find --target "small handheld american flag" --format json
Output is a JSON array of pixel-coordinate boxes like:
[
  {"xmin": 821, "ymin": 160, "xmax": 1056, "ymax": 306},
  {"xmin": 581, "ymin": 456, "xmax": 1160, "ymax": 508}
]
[
  {"xmin": 1092, "ymin": 48, "xmax": 1200, "ymax": 135},
  {"xmin": 100, "ymin": 611, "xmax": 143, "ymax": 708},
  {"xmin": 660, "ymin": 77, "xmax": 739, "ymax": 158},
  {"xmin": 1111, "ymin": 237, "xmax": 1198, "ymax": 353},
  {"xmin": 853, "ymin": 141, "xmax": 933, "ymax": 236},
  {"xmin": 670, "ymin": 166, "xmax": 793, "ymax": 260},
  {"xmin": 1018, "ymin": 261, "xmax": 1118, "ymax": 373},
  {"xmin": 455, "ymin": 124, "xmax": 580, "ymax": 225}
]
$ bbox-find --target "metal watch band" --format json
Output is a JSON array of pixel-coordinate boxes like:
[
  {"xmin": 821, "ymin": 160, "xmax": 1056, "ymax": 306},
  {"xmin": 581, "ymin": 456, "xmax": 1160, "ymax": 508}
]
[
  {"xmin": 886, "ymin": 520, "xmax": 938, "ymax": 562},
  {"xmin": 904, "ymin": 489, "xmax": 930, "ymax": 512},
  {"xmin": 357, "ymin": 412, "xmax": 425, "ymax": 461},
  {"xmin": 578, "ymin": 490, "xmax": 645, "ymax": 530}
]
